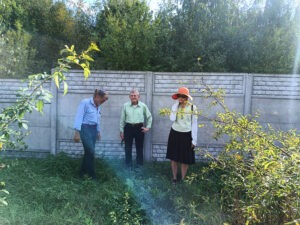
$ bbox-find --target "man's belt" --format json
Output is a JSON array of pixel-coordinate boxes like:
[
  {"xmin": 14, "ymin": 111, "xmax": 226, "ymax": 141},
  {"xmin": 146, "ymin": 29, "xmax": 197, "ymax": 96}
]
[
  {"xmin": 82, "ymin": 123, "xmax": 97, "ymax": 127},
  {"xmin": 126, "ymin": 123, "xmax": 143, "ymax": 127}
]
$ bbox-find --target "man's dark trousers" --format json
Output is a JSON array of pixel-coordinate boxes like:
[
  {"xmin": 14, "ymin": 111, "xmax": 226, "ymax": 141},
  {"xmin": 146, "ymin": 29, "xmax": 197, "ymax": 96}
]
[
  {"xmin": 124, "ymin": 123, "xmax": 144, "ymax": 167},
  {"xmin": 80, "ymin": 124, "xmax": 97, "ymax": 179}
]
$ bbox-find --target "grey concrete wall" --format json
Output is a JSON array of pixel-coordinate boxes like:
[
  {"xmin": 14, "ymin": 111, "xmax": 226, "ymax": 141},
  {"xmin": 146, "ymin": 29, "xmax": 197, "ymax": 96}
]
[
  {"xmin": 0, "ymin": 79, "xmax": 52, "ymax": 157},
  {"xmin": 1, "ymin": 72, "xmax": 300, "ymax": 161}
]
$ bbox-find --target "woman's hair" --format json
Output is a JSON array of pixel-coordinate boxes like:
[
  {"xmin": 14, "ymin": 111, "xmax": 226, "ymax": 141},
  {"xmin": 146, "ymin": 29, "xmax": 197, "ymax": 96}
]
[{"xmin": 94, "ymin": 89, "xmax": 107, "ymax": 97}]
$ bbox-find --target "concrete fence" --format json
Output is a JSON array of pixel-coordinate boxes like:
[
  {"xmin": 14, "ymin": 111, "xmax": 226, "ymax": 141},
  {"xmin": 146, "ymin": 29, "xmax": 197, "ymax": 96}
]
[{"xmin": 1, "ymin": 71, "xmax": 300, "ymax": 161}]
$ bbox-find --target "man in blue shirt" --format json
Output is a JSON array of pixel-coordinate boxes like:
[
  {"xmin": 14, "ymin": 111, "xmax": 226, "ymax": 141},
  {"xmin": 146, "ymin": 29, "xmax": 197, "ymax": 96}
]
[{"xmin": 74, "ymin": 89, "xmax": 108, "ymax": 179}]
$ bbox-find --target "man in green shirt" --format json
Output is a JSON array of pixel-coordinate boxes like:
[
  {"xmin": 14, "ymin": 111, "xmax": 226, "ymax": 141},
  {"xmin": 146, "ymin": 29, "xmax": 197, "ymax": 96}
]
[{"xmin": 120, "ymin": 89, "xmax": 152, "ymax": 167}]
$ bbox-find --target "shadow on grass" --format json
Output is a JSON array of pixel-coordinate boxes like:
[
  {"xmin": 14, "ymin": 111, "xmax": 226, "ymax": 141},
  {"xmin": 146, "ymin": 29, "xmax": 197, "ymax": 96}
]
[
  {"xmin": 106, "ymin": 159, "xmax": 227, "ymax": 225},
  {"xmin": 0, "ymin": 153, "xmax": 227, "ymax": 225}
]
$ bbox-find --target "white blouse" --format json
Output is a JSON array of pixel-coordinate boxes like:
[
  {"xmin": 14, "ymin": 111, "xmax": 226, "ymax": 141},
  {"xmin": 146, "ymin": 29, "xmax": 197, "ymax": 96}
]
[{"xmin": 170, "ymin": 102, "xmax": 198, "ymax": 146}]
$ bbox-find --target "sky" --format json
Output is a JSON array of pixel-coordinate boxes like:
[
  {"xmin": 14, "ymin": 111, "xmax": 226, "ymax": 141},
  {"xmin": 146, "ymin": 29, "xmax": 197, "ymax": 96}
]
[
  {"xmin": 61, "ymin": 0, "xmax": 161, "ymax": 18},
  {"xmin": 68, "ymin": 0, "xmax": 161, "ymax": 12},
  {"xmin": 147, "ymin": 0, "xmax": 161, "ymax": 11}
]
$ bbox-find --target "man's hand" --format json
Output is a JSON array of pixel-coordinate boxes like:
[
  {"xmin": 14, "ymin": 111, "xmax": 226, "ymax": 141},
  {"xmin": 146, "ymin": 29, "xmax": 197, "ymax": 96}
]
[
  {"xmin": 74, "ymin": 131, "xmax": 80, "ymax": 143},
  {"xmin": 97, "ymin": 132, "xmax": 101, "ymax": 141},
  {"xmin": 120, "ymin": 132, "xmax": 124, "ymax": 140},
  {"xmin": 191, "ymin": 143, "xmax": 195, "ymax": 150},
  {"xmin": 141, "ymin": 127, "xmax": 149, "ymax": 133}
]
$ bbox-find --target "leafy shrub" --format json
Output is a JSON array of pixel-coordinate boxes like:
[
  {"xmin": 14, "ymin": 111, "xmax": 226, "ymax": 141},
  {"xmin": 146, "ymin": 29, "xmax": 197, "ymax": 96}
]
[
  {"xmin": 109, "ymin": 192, "xmax": 146, "ymax": 225},
  {"xmin": 201, "ymin": 86, "xmax": 300, "ymax": 224}
]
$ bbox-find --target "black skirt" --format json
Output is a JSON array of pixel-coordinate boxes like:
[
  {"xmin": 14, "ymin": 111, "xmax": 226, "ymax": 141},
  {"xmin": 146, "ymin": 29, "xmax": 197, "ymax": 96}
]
[{"xmin": 166, "ymin": 128, "xmax": 195, "ymax": 164}]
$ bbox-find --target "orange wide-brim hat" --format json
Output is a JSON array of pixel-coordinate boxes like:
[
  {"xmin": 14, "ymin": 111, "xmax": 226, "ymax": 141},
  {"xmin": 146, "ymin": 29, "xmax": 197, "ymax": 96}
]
[{"xmin": 172, "ymin": 87, "xmax": 193, "ymax": 100}]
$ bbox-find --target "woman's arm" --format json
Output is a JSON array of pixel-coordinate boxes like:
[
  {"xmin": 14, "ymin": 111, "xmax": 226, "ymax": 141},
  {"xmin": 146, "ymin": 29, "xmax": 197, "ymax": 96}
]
[
  {"xmin": 191, "ymin": 105, "xmax": 198, "ymax": 146},
  {"xmin": 170, "ymin": 102, "xmax": 179, "ymax": 121}
]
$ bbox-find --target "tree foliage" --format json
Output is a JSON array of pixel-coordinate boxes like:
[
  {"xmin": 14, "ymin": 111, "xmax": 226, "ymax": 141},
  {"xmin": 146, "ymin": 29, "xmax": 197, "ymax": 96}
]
[
  {"xmin": 0, "ymin": 0, "xmax": 95, "ymax": 77},
  {"xmin": 1, "ymin": 0, "xmax": 299, "ymax": 77},
  {"xmin": 0, "ymin": 22, "xmax": 36, "ymax": 77},
  {"xmin": 151, "ymin": 0, "xmax": 299, "ymax": 73},
  {"xmin": 95, "ymin": 0, "xmax": 155, "ymax": 70}
]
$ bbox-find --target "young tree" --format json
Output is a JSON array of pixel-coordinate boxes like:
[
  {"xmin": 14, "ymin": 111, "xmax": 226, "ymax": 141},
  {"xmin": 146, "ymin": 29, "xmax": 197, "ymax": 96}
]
[
  {"xmin": 245, "ymin": 0, "xmax": 297, "ymax": 73},
  {"xmin": 94, "ymin": 0, "xmax": 155, "ymax": 70},
  {"xmin": 0, "ymin": 23, "xmax": 36, "ymax": 78},
  {"xmin": 0, "ymin": 0, "xmax": 95, "ymax": 76},
  {"xmin": 150, "ymin": 1, "xmax": 178, "ymax": 71},
  {"xmin": 152, "ymin": 0, "xmax": 241, "ymax": 72}
]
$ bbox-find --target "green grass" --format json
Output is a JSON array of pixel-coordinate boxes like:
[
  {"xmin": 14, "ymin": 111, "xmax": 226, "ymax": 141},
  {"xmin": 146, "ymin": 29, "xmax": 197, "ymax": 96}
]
[{"xmin": 0, "ymin": 154, "xmax": 227, "ymax": 225}]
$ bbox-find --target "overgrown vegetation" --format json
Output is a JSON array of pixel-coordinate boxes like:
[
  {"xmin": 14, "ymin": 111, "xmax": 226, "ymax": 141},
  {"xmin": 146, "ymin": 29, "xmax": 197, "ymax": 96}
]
[
  {"xmin": 1, "ymin": 1, "xmax": 300, "ymax": 224},
  {"xmin": 204, "ymin": 88, "xmax": 300, "ymax": 225},
  {"xmin": 0, "ymin": 155, "xmax": 226, "ymax": 225},
  {"xmin": 0, "ymin": 42, "xmax": 99, "ymax": 211},
  {"xmin": 200, "ymin": 87, "xmax": 300, "ymax": 225},
  {"xmin": 160, "ymin": 84, "xmax": 300, "ymax": 225},
  {"xmin": 0, "ymin": 155, "xmax": 148, "ymax": 225}
]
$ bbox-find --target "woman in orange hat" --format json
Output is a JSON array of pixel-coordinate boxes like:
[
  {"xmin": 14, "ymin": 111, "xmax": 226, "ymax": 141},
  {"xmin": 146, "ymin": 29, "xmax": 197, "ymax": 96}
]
[{"xmin": 166, "ymin": 87, "xmax": 198, "ymax": 185}]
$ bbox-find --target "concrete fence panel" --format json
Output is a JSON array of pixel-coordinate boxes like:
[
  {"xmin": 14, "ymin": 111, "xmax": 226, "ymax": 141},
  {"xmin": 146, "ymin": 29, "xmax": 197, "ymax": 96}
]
[{"xmin": 1, "ymin": 71, "xmax": 299, "ymax": 161}]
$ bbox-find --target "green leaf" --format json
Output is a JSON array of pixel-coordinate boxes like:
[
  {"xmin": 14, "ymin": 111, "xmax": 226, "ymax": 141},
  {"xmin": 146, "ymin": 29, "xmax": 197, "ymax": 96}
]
[
  {"xmin": 53, "ymin": 72, "xmax": 60, "ymax": 88},
  {"xmin": 67, "ymin": 56, "xmax": 77, "ymax": 61},
  {"xmin": 63, "ymin": 82, "xmax": 68, "ymax": 95},
  {"xmin": 87, "ymin": 42, "xmax": 100, "ymax": 52},
  {"xmin": 1, "ymin": 189, "xmax": 9, "ymax": 195},
  {"xmin": 0, "ymin": 198, "xmax": 8, "ymax": 206},
  {"xmin": 80, "ymin": 63, "xmax": 87, "ymax": 69},
  {"xmin": 36, "ymin": 100, "xmax": 44, "ymax": 113},
  {"xmin": 263, "ymin": 161, "xmax": 278, "ymax": 170},
  {"xmin": 82, "ymin": 53, "xmax": 94, "ymax": 62},
  {"xmin": 22, "ymin": 123, "xmax": 28, "ymax": 130},
  {"xmin": 83, "ymin": 68, "xmax": 90, "ymax": 79}
]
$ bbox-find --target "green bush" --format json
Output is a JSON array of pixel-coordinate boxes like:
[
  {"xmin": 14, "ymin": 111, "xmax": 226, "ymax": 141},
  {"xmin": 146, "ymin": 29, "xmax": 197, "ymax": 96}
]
[
  {"xmin": 109, "ymin": 192, "xmax": 146, "ymax": 225},
  {"xmin": 201, "ymin": 87, "xmax": 300, "ymax": 225}
]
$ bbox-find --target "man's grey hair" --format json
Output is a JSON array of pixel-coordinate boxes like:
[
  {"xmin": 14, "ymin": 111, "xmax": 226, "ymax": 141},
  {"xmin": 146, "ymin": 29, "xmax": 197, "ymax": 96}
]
[
  {"xmin": 130, "ymin": 89, "xmax": 139, "ymax": 95},
  {"xmin": 94, "ymin": 89, "xmax": 107, "ymax": 97}
]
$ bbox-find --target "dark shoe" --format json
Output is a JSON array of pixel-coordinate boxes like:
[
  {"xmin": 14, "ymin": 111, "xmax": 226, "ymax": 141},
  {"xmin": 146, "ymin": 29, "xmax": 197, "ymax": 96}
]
[
  {"xmin": 134, "ymin": 166, "xmax": 141, "ymax": 173},
  {"xmin": 78, "ymin": 171, "xmax": 84, "ymax": 178},
  {"xmin": 172, "ymin": 179, "xmax": 177, "ymax": 186},
  {"xmin": 125, "ymin": 164, "xmax": 132, "ymax": 170}
]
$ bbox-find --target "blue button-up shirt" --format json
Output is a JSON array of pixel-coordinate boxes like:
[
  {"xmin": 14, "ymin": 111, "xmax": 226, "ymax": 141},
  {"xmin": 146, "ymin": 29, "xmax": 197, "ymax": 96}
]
[{"xmin": 74, "ymin": 97, "xmax": 101, "ymax": 132}]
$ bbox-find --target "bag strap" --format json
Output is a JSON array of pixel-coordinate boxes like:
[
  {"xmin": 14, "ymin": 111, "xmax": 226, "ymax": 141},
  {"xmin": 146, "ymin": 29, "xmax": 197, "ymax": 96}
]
[{"xmin": 191, "ymin": 104, "xmax": 194, "ymax": 122}]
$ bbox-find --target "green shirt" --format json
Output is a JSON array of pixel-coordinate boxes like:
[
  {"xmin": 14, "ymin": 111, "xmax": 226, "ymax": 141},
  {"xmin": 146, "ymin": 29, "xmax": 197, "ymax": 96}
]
[{"xmin": 120, "ymin": 101, "xmax": 152, "ymax": 132}]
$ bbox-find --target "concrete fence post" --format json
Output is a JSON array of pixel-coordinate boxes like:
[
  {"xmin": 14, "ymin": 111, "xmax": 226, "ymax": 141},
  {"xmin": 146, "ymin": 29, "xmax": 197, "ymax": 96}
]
[
  {"xmin": 50, "ymin": 80, "xmax": 57, "ymax": 155},
  {"xmin": 244, "ymin": 74, "xmax": 253, "ymax": 115},
  {"xmin": 144, "ymin": 71, "xmax": 153, "ymax": 161}
]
